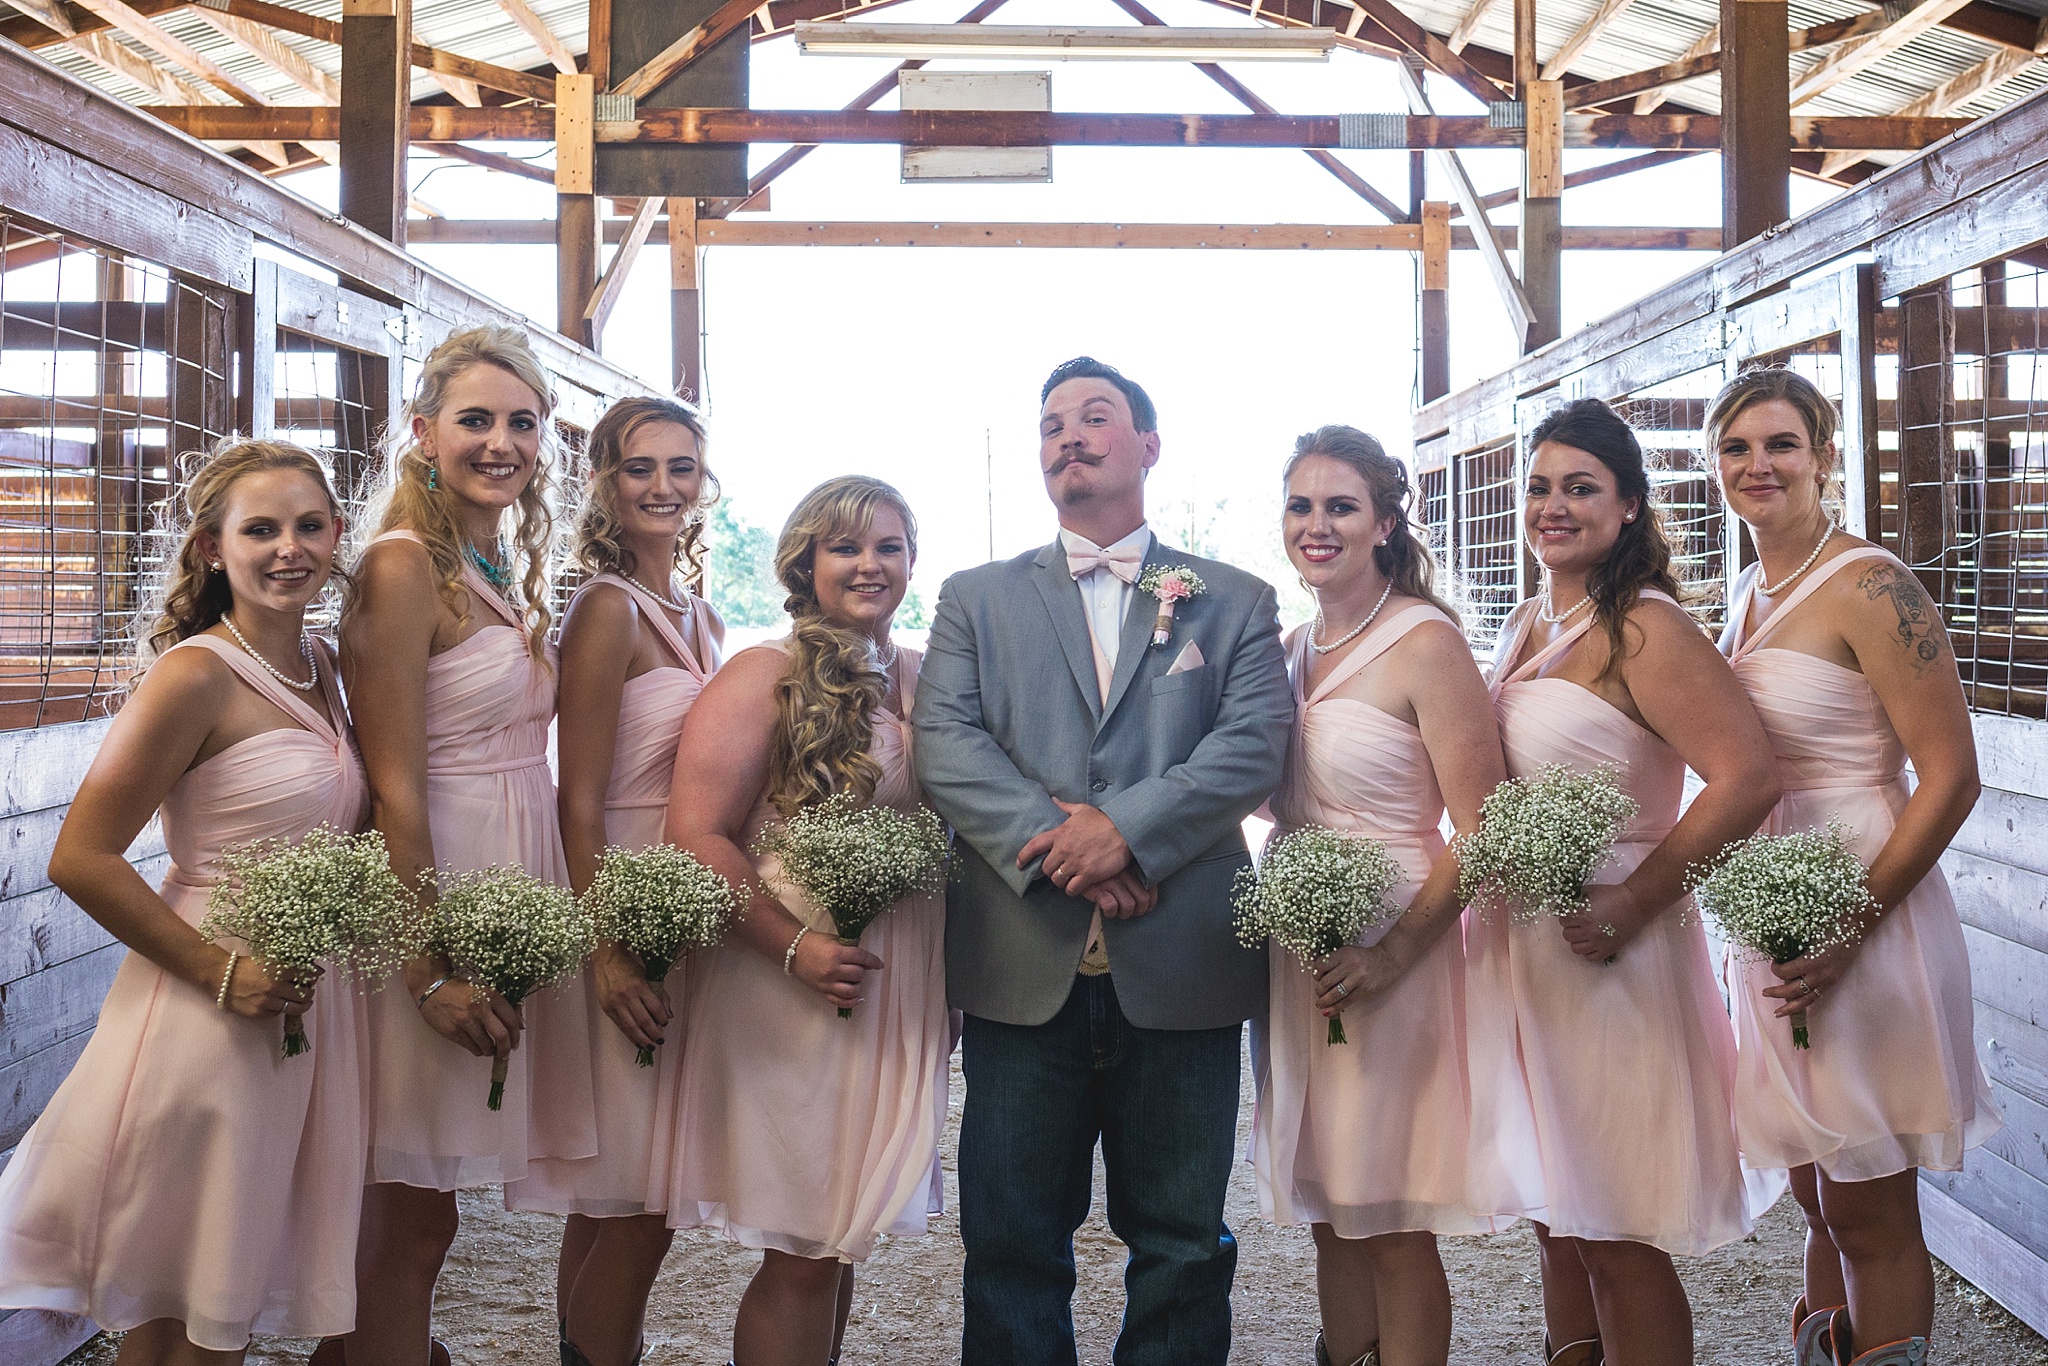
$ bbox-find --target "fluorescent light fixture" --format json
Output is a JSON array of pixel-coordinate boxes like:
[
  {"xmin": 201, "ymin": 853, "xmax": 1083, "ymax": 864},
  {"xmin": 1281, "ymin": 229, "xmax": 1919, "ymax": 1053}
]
[{"xmin": 793, "ymin": 23, "xmax": 1339, "ymax": 61}]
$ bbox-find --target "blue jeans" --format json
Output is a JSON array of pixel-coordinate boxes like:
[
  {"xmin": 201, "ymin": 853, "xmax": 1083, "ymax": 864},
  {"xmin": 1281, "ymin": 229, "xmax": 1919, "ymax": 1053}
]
[{"xmin": 958, "ymin": 973, "xmax": 1241, "ymax": 1366}]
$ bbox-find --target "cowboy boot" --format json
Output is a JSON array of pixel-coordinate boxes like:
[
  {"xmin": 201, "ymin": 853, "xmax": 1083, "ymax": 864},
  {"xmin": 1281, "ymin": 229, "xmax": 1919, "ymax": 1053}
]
[
  {"xmin": 1544, "ymin": 1334, "xmax": 1604, "ymax": 1366},
  {"xmin": 1837, "ymin": 1331, "xmax": 1930, "ymax": 1366},
  {"xmin": 1314, "ymin": 1330, "xmax": 1381, "ymax": 1366},
  {"xmin": 307, "ymin": 1338, "xmax": 451, "ymax": 1366},
  {"xmin": 1794, "ymin": 1295, "xmax": 1847, "ymax": 1366}
]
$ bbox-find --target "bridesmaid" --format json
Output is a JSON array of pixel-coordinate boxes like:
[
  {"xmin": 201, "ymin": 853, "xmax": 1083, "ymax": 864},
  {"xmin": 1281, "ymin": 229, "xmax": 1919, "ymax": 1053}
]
[
  {"xmin": 1468, "ymin": 398, "xmax": 1783, "ymax": 1366},
  {"xmin": 1708, "ymin": 368, "xmax": 1999, "ymax": 1366},
  {"xmin": 338, "ymin": 326, "xmax": 595, "ymax": 1363},
  {"xmin": 506, "ymin": 397, "xmax": 725, "ymax": 1366},
  {"xmin": 657, "ymin": 476, "xmax": 950, "ymax": 1366},
  {"xmin": 1251, "ymin": 427, "xmax": 1509, "ymax": 1366},
  {"xmin": 0, "ymin": 441, "xmax": 367, "ymax": 1362}
]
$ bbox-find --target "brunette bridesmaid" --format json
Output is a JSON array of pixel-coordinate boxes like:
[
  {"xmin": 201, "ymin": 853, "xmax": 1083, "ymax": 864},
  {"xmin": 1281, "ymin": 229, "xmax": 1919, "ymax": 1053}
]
[
  {"xmin": 1709, "ymin": 369, "xmax": 2000, "ymax": 1366},
  {"xmin": 0, "ymin": 441, "xmax": 368, "ymax": 1362},
  {"xmin": 338, "ymin": 326, "xmax": 595, "ymax": 1363},
  {"xmin": 657, "ymin": 476, "xmax": 950, "ymax": 1366},
  {"xmin": 505, "ymin": 397, "xmax": 725, "ymax": 1366},
  {"xmin": 1251, "ymin": 427, "xmax": 1510, "ymax": 1366},
  {"xmin": 1467, "ymin": 398, "xmax": 1783, "ymax": 1366}
]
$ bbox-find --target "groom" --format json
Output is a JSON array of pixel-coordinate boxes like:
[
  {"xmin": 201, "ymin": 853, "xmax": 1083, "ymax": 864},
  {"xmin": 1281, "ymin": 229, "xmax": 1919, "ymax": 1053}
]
[{"xmin": 915, "ymin": 357, "xmax": 1291, "ymax": 1365}]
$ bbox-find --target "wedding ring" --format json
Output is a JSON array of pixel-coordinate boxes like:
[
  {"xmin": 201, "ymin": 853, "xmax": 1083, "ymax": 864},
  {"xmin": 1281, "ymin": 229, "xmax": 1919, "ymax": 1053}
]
[{"xmin": 1334, "ymin": 982, "xmax": 1349, "ymax": 998}]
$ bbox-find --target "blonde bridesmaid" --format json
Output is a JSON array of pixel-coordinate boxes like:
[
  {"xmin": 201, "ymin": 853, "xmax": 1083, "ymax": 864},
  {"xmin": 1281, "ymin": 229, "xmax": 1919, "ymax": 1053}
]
[
  {"xmin": 1709, "ymin": 368, "xmax": 1999, "ymax": 1366},
  {"xmin": 657, "ymin": 477, "xmax": 950, "ymax": 1366},
  {"xmin": 506, "ymin": 398, "xmax": 725, "ymax": 1366},
  {"xmin": 1468, "ymin": 398, "xmax": 1783, "ymax": 1366},
  {"xmin": 0, "ymin": 441, "xmax": 367, "ymax": 1362},
  {"xmin": 338, "ymin": 326, "xmax": 595, "ymax": 1364},
  {"xmin": 1251, "ymin": 427, "xmax": 1509, "ymax": 1366}
]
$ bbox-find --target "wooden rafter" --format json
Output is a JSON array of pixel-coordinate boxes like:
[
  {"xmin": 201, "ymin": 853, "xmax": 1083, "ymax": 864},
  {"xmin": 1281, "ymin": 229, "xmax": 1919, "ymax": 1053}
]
[
  {"xmin": 583, "ymin": 193, "xmax": 660, "ymax": 334},
  {"xmin": 1572, "ymin": 12, "xmax": 1899, "ymax": 111},
  {"xmin": 1790, "ymin": 0, "xmax": 1979, "ymax": 107},
  {"xmin": 418, "ymin": 139, "xmax": 556, "ymax": 181},
  {"xmin": 492, "ymin": 0, "xmax": 579, "ymax": 74},
  {"xmin": 1636, "ymin": 23, "xmax": 1715, "ymax": 114},
  {"xmin": 9, "ymin": 0, "xmax": 77, "ymax": 37},
  {"xmin": 409, "ymin": 43, "xmax": 557, "ymax": 102},
  {"xmin": 1818, "ymin": 42, "xmax": 2038, "ymax": 175},
  {"xmin": 187, "ymin": 8, "xmax": 339, "ymax": 101},
  {"xmin": 611, "ymin": 0, "xmax": 759, "ymax": 100},
  {"xmin": 1348, "ymin": 0, "xmax": 1507, "ymax": 105},
  {"xmin": 431, "ymin": 71, "xmax": 484, "ymax": 104},
  {"xmin": 70, "ymin": 0, "xmax": 268, "ymax": 103},
  {"xmin": 1453, "ymin": 148, "xmax": 1701, "ymax": 214},
  {"xmin": 67, "ymin": 27, "xmax": 209, "ymax": 101},
  {"xmin": 1541, "ymin": 0, "xmax": 1638, "ymax": 81},
  {"xmin": 1445, "ymin": 0, "xmax": 1499, "ymax": 54}
]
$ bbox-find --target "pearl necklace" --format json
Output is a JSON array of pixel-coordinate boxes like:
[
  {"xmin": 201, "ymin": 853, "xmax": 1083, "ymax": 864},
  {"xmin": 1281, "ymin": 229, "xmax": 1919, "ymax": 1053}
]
[
  {"xmin": 222, "ymin": 613, "xmax": 319, "ymax": 692},
  {"xmin": 625, "ymin": 571, "xmax": 694, "ymax": 621},
  {"xmin": 872, "ymin": 640, "xmax": 900, "ymax": 671},
  {"xmin": 1310, "ymin": 580, "xmax": 1394, "ymax": 655},
  {"xmin": 1755, "ymin": 524, "xmax": 1837, "ymax": 598},
  {"xmin": 1538, "ymin": 585, "xmax": 1594, "ymax": 626}
]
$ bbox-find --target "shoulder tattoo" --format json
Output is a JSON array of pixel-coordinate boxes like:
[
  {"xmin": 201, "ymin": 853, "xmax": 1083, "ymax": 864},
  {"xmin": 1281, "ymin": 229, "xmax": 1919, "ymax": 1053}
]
[{"xmin": 1856, "ymin": 562, "xmax": 1948, "ymax": 672}]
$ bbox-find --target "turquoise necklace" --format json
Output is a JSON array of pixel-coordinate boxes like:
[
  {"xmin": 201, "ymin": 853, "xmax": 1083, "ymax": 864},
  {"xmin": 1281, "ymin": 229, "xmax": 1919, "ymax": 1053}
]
[{"xmin": 464, "ymin": 539, "xmax": 515, "ymax": 591}]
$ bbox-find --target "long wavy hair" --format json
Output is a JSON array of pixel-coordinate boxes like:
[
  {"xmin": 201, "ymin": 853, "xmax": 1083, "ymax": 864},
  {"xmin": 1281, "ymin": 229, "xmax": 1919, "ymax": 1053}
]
[
  {"xmin": 1704, "ymin": 366, "xmax": 1844, "ymax": 515},
  {"xmin": 136, "ymin": 438, "xmax": 345, "ymax": 681},
  {"xmin": 571, "ymin": 396, "xmax": 717, "ymax": 590},
  {"xmin": 356, "ymin": 325, "xmax": 559, "ymax": 658},
  {"xmin": 1285, "ymin": 424, "xmax": 1459, "ymax": 624},
  {"xmin": 765, "ymin": 476, "xmax": 918, "ymax": 817},
  {"xmin": 1526, "ymin": 398, "xmax": 1681, "ymax": 682}
]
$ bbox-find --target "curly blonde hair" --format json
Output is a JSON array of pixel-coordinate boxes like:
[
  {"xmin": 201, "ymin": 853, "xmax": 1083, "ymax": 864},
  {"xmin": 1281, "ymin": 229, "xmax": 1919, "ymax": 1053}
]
[
  {"xmin": 571, "ymin": 396, "xmax": 717, "ymax": 589},
  {"xmin": 765, "ymin": 476, "xmax": 918, "ymax": 817},
  {"xmin": 356, "ymin": 325, "xmax": 559, "ymax": 658},
  {"xmin": 136, "ymin": 438, "xmax": 345, "ymax": 682}
]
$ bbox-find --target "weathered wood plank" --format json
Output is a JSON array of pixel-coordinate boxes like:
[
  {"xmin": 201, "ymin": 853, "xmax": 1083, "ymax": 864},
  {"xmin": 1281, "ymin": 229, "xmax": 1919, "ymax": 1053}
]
[
  {"xmin": 1922, "ymin": 1144, "xmax": 2048, "ymax": 1260},
  {"xmin": 0, "ymin": 1307, "xmax": 98, "ymax": 1366},
  {"xmin": 1951, "ymin": 787, "xmax": 2048, "ymax": 877},
  {"xmin": 1920, "ymin": 1179, "xmax": 2048, "ymax": 1337},
  {"xmin": 0, "ymin": 1030, "xmax": 92, "ymax": 1153},
  {"xmin": 1977, "ymin": 999, "xmax": 2048, "ymax": 1111},
  {"xmin": 0, "ymin": 941, "xmax": 123, "ymax": 1067},
  {"xmin": 0, "ymin": 719, "xmax": 110, "ymax": 820},
  {"xmin": 0, "ymin": 805, "xmax": 165, "ymax": 905},
  {"xmin": 1943, "ymin": 848, "xmax": 2048, "ymax": 956},
  {"xmin": 1972, "ymin": 712, "xmax": 2048, "ymax": 800},
  {"xmin": 0, "ymin": 858, "xmax": 161, "ymax": 990},
  {"xmin": 1982, "ymin": 1076, "xmax": 2048, "ymax": 1189},
  {"xmin": 1961, "ymin": 922, "xmax": 2048, "ymax": 1027}
]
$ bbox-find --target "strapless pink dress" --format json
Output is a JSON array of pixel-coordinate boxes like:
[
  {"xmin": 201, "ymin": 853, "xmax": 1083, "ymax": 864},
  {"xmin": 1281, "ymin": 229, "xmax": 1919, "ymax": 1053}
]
[
  {"xmin": 652, "ymin": 645, "xmax": 949, "ymax": 1263},
  {"xmin": 361, "ymin": 532, "xmax": 595, "ymax": 1190},
  {"xmin": 1465, "ymin": 595, "xmax": 1770, "ymax": 1254},
  {"xmin": 510, "ymin": 574, "xmax": 720, "ymax": 1216},
  {"xmin": 0, "ymin": 637, "xmax": 370, "ymax": 1349},
  {"xmin": 1720, "ymin": 547, "xmax": 2000, "ymax": 1178},
  {"xmin": 1252, "ymin": 606, "xmax": 1502, "ymax": 1239}
]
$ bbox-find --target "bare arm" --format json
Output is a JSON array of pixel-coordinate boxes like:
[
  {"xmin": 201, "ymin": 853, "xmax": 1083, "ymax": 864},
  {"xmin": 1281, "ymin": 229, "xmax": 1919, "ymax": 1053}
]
[
  {"xmin": 48, "ymin": 650, "xmax": 305, "ymax": 1018},
  {"xmin": 341, "ymin": 538, "xmax": 521, "ymax": 1058},
  {"xmin": 665, "ymin": 648, "xmax": 880, "ymax": 1009}
]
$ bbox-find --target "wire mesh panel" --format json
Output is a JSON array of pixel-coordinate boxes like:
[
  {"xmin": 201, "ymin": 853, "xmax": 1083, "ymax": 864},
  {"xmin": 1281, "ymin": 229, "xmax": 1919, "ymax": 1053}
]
[
  {"xmin": 1451, "ymin": 439, "xmax": 1521, "ymax": 653},
  {"xmin": 0, "ymin": 219, "xmax": 230, "ymax": 728},
  {"xmin": 1615, "ymin": 368, "xmax": 1732, "ymax": 633},
  {"xmin": 274, "ymin": 329, "xmax": 387, "ymax": 506}
]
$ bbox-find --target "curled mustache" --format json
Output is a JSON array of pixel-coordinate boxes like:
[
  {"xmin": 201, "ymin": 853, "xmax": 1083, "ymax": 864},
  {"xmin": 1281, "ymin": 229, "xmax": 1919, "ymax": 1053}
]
[{"xmin": 1045, "ymin": 448, "xmax": 1107, "ymax": 478}]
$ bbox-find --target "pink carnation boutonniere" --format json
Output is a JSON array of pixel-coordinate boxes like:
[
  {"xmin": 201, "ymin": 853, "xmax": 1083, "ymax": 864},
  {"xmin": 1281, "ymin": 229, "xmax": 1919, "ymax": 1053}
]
[{"xmin": 1137, "ymin": 564, "xmax": 1207, "ymax": 648}]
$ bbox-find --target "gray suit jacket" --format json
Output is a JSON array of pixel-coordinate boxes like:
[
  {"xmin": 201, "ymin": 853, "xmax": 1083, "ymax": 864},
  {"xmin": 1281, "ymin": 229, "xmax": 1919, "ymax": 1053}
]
[{"xmin": 912, "ymin": 535, "xmax": 1292, "ymax": 1030}]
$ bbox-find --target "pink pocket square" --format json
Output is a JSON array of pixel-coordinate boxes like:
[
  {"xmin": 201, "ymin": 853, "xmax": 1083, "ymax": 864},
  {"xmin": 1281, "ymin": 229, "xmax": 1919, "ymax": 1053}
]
[{"xmin": 1166, "ymin": 641, "xmax": 1206, "ymax": 675}]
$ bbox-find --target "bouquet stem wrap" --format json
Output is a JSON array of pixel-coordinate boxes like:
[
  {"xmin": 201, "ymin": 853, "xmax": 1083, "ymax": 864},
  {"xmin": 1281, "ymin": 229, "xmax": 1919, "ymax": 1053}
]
[{"xmin": 1232, "ymin": 826, "xmax": 1402, "ymax": 1045}]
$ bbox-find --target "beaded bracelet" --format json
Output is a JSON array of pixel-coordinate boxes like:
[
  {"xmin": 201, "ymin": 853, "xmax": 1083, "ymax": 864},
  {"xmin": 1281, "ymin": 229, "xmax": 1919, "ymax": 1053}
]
[
  {"xmin": 783, "ymin": 926, "xmax": 809, "ymax": 976},
  {"xmin": 215, "ymin": 951, "xmax": 239, "ymax": 1010}
]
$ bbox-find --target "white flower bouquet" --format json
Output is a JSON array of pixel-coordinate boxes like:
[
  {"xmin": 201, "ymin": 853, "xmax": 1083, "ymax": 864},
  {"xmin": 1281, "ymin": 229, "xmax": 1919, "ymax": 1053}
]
[
  {"xmin": 1457, "ymin": 763, "xmax": 1640, "ymax": 926},
  {"xmin": 429, "ymin": 866, "xmax": 595, "ymax": 1108},
  {"xmin": 1232, "ymin": 825, "xmax": 1403, "ymax": 1044},
  {"xmin": 753, "ymin": 791, "xmax": 949, "ymax": 1018},
  {"xmin": 1689, "ymin": 822, "xmax": 1875, "ymax": 1048},
  {"xmin": 582, "ymin": 843, "xmax": 739, "ymax": 1064},
  {"xmin": 201, "ymin": 826, "xmax": 422, "ymax": 1058}
]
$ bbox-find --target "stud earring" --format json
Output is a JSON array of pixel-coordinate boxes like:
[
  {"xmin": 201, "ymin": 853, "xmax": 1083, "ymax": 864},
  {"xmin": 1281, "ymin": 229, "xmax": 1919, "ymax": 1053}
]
[{"xmin": 211, "ymin": 562, "xmax": 223, "ymax": 571}]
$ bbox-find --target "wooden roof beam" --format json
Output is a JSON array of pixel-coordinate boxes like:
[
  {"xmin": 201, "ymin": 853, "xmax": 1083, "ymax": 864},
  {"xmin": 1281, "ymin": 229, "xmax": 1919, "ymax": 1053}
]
[
  {"xmin": 417, "ymin": 139, "xmax": 556, "ymax": 181},
  {"xmin": 492, "ymin": 0, "xmax": 579, "ymax": 74},
  {"xmin": 70, "ymin": 0, "xmax": 270, "ymax": 103},
  {"xmin": 1791, "ymin": 0, "xmax": 1981, "ymax": 107},
  {"xmin": 1542, "ymin": 0, "xmax": 1638, "ymax": 80},
  {"xmin": 1445, "ymin": 0, "xmax": 1500, "ymax": 54},
  {"xmin": 1451, "ymin": 148, "xmax": 1702, "ymax": 214},
  {"xmin": 611, "ymin": 0, "xmax": 760, "ymax": 100},
  {"xmin": 1348, "ymin": 0, "xmax": 1508, "ymax": 105},
  {"xmin": 582, "ymin": 193, "xmax": 660, "ymax": 337},
  {"xmin": 1818, "ymin": 39, "xmax": 2039, "ymax": 174},
  {"xmin": 188, "ymin": 8, "xmax": 340, "ymax": 101},
  {"xmin": 1579, "ymin": 12, "xmax": 1889, "ymax": 111},
  {"xmin": 9, "ymin": 0, "xmax": 77, "ymax": 37}
]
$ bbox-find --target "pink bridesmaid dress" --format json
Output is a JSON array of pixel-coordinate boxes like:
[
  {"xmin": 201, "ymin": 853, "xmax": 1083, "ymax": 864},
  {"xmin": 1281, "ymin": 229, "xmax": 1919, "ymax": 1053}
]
[
  {"xmin": 0, "ymin": 637, "xmax": 370, "ymax": 1348},
  {"xmin": 1252, "ymin": 606, "xmax": 1502, "ymax": 1238},
  {"xmin": 652, "ymin": 645, "xmax": 950, "ymax": 1262},
  {"xmin": 1720, "ymin": 546, "xmax": 2000, "ymax": 1178},
  {"xmin": 509, "ymin": 574, "xmax": 720, "ymax": 1216},
  {"xmin": 360, "ymin": 531, "xmax": 595, "ymax": 1190},
  {"xmin": 1464, "ymin": 593, "xmax": 1770, "ymax": 1254}
]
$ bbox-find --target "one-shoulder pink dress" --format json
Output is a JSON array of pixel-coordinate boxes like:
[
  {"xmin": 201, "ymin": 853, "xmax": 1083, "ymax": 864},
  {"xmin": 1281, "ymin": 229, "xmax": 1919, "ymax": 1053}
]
[
  {"xmin": 0, "ymin": 636, "xmax": 370, "ymax": 1349},
  {"xmin": 1252, "ymin": 606, "xmax": 1501, "ymax": 1239},
  {"xmin": 1464, "ymin": 594, "xmax": 1770, "ymax": 1254},
  {"xmin": 510, "ymin": 574, "xmax": 720, "ymax": 1217},
  {"xmin": 360, "ymin": 532, "xmax": 595, "ymax": 1190},
  {"xmin": 1720, "ymin": 547, "xmax": 2000, "ymax": 1179},
  {"xmin": 652, "ymin": 644, "xmax": 950, "ymax": 1263}
]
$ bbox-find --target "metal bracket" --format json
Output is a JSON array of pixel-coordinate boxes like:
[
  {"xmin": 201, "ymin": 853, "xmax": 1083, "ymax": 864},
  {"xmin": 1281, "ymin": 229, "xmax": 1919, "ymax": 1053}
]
[
  {"xmin": 594, "ymin": 93, "xmax": 637, "ymax": 122},
  {"xmin": 1488, "ymin": 101, "xmax": 1526, "ymax": 129},
  {"xmin": 1337, "ymin": 112, "xmax": 1407, "ymax": 149}
]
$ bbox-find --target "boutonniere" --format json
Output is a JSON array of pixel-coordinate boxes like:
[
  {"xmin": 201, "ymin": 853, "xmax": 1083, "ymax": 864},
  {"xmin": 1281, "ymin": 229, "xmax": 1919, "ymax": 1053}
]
[{"xmin": 1137, "ymin": 564, "xmax": 1206, "ymax": 648}]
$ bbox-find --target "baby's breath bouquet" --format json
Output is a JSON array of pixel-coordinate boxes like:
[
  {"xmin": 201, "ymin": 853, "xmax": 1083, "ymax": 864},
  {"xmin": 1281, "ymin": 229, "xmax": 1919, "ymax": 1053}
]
[
  {"xmin": 201, "ymin": 826, "xmax": 421, "ymax": 1058},
  {"xmin": 753, "ymin": 791, "xmax": 949, "ymax": 1018},
  {"xmin": 429, "ymin": 866, "xmax": 595, "ymax": 1108},
  {"xmin": 1689, "ymin": 822, "xmax": 1875, "ymax": 1048},
  {"xmin": 582, "ymin": 844, "xmax": 739, "ymax": 1064},
  {"xmin": 1457, "ymin": 764, "xmax": 1640, "ymax": 926},
  {"xmin": 1232, "ymin": 825, "xmax": 1403, "ymax": 1045}
]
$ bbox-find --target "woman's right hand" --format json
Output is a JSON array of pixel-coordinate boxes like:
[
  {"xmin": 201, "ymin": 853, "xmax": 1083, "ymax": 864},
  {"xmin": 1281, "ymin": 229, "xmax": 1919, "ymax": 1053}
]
[
  {"xmin": 218, "ymin": 953, "xmax": 319, "ymax": 1020},
  {"xmin": 419, "ymin": 978, "xmax": 524, "ymax": 1058},
  {"xmin": 790, "ymin": 932, "xmax": 883, "ymax": 1011},
  {"xmin": 593, "ymin": 941, "xmax": 671, "ymax": 1051}
]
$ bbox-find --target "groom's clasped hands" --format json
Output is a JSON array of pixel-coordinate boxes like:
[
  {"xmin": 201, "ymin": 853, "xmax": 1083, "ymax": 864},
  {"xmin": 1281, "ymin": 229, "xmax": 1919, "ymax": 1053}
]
[{"xmin": 1017, "ymin": 798, "xmax": 1159, "ymax": 919}]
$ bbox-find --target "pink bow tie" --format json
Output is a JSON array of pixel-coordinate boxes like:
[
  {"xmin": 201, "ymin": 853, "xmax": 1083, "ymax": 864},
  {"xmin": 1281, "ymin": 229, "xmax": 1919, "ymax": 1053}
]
[{"xmin": 1066, "ymin": 544, "xmax": 1144, "ymax": 584}]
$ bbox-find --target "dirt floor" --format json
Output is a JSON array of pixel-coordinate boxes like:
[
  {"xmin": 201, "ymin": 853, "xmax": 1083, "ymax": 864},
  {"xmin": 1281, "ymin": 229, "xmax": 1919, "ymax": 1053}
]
[{"xmin": 67, "ymin": 1050, "xmax": 2048, "ymax": 1366}]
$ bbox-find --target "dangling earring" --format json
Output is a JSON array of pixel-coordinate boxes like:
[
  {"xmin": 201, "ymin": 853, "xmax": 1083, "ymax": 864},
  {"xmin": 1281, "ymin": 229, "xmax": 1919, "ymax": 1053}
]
[{"xmin": 427, "ymin": 463, "xmax": 439, "ymax": 491}]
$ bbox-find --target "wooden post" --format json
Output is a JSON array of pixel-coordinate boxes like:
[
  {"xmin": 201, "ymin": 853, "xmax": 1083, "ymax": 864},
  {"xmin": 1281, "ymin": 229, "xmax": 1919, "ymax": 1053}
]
[
  {"xmin": 1719, "ymin": 0, "xmax": 1790, "ymax": 247},
  {"xmin": 556, "ymin": 71, "xmax": 598, "ymax": 346},
  {"xmin": 1521, "ymin": 78, "xmax": 1564, "ymax": 351},
  {"xmin": 669, "ymin": 195, "xmax": 703, "ymax": 401},
  {"xmin": 1897, "ymin": 280, "xmax": 1956, "ymax": 604},
  {"xmin": 1408, "ymin": 149, "xmax": 1426, "ymax": 222},
  {"xmin": 338, "ymin": 0, "xmax": 410, "ymax": 247},
  {"xmin": 1420, "ymin": 200, "xmax": 1451, "ymax": 402},
  {"xmin": 1513, "ymin": 0, "xmax": 1537, "ymax": 94},
  {"xmin": 168, "ymin": 274, "xmax": 233, "ymax": 462},
  {"xmin": 587, "ymin": 0, "xmax": 611, "ymax": 88},
  {"xmin": 1836, "ymin": 263, "xmax": 1882, "ymax": 541},
  {"xmin": 234, "ymin": 257, "xmax": 278, "ymax": 439}
]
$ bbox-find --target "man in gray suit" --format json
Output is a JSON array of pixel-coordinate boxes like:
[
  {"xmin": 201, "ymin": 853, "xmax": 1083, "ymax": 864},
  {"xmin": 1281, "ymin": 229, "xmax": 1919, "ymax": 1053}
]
[{"xmin": 914, "ymin": 357, "xmax": 1292, "ymax": 1365}]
